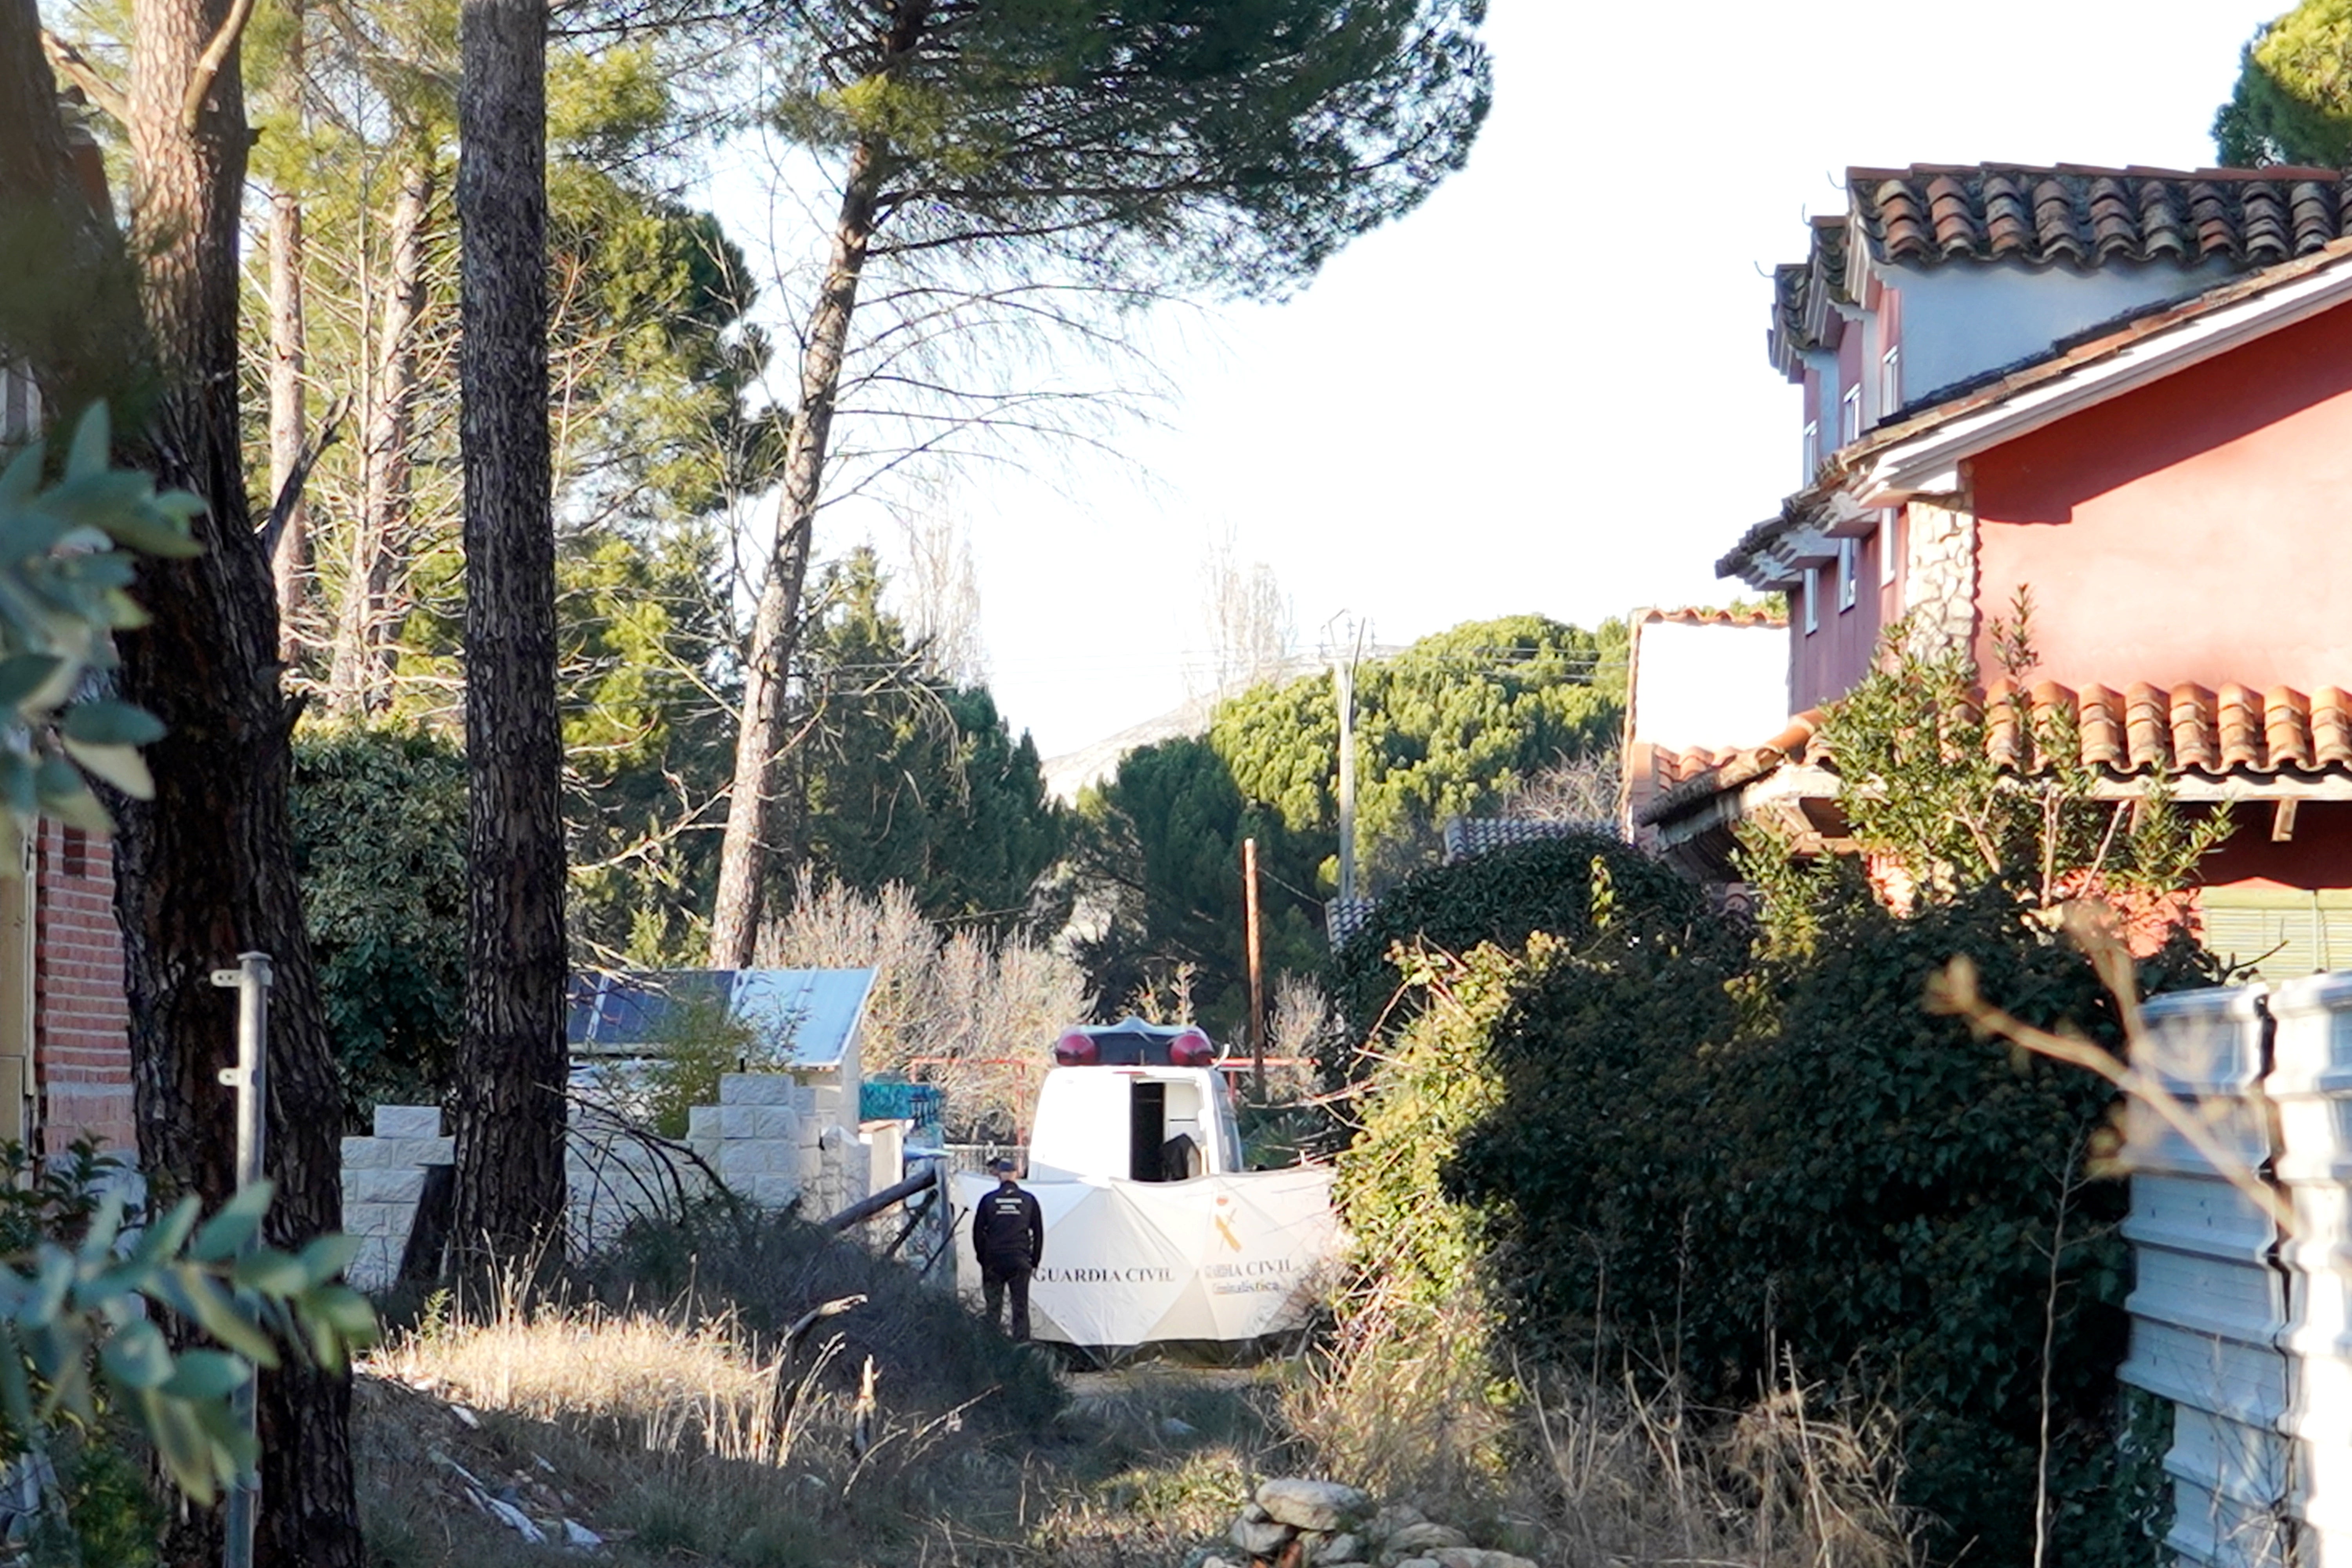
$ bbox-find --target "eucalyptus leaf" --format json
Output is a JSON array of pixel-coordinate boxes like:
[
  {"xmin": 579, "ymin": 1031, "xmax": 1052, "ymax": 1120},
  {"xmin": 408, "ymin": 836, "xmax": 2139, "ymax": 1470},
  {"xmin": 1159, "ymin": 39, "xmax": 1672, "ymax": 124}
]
[
  {"xmin": 61, "ymin": 700, "xmax": 166, "ymax": 749},
  {"xmin": 98, "ymin": 1318, "xmax": 173, "ymax": 1390},
  {"xmin": 33, "ymin": 759, "xmax": 114, "ymax": 833},
  {"xmin": 0, "ymin": 444, "xmax": 43, "ymax": 506},
  {"xmin": 296, "ymin": 1233, "xmax": 361, "ymax": 1286},
  {"xmin": 62, "ymin": 740, "xmax": 156, "ymax": 802},
  {"xmin": 189, "ymin": 1181, "xmax": 272, "ymax": 1263},
  {"xmin": 0, "ymin": 654, "xmax": 64, "ymax": 713},
  {"xmin": 62, "ymin": 405, "xmax": 108, "ymax": 483},
  {"xmin": 160, "ymin": 1349, "xmax": 248, "ymax": 1404},
  {"xmin": 230, "ymin": 1250, "xmax": 309, "ymax": 1298}
]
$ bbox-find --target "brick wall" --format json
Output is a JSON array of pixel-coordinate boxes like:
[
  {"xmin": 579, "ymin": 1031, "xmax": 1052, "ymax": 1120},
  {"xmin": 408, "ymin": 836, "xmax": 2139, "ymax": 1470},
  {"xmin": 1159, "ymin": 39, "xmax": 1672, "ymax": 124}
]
[{"xmin": 34, "ymin": 822, "xmax": 132, "ymax": 1154}]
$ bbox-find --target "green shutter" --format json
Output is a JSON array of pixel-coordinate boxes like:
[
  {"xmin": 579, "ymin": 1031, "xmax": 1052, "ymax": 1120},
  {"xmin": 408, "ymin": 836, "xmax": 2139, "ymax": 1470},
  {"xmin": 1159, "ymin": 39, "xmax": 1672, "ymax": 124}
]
[{"xmin": 2200, "ymin": 888, "xmax": 2352, "ymax": 980}]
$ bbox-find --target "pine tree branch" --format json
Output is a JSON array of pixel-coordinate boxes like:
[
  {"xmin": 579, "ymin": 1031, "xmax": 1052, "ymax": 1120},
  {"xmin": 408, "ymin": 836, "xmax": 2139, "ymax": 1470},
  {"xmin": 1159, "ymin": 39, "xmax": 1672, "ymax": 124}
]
[
  {"xmin": 39, "ymin": 31, "xmax": 125, "ymax": 123},
  {"xmin": 179, "ymin": 0, "xmax": 260, "ymax": 133}
]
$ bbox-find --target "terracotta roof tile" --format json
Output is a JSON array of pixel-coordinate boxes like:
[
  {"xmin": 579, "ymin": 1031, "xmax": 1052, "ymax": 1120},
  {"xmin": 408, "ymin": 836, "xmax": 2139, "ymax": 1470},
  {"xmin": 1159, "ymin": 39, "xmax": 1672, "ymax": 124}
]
[
  {"xmin": 1638, "ymin": 681, "xmax": 2352, "ymax": 828},
  {"xmin": 1635, "ymin": 606, "xmax": 1789, "ymax": 629},
  {"xmin": 1851, "ymin": 165, "xmax": 2352, "ymax": 270}
]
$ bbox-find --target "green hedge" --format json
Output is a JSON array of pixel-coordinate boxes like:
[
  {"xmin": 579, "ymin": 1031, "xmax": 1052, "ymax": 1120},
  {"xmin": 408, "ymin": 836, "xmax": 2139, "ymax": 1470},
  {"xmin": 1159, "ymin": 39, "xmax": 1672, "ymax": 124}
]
[{"xmin": 1332, "ymin": 850, "xmax": 2201, "ymax": 1565}]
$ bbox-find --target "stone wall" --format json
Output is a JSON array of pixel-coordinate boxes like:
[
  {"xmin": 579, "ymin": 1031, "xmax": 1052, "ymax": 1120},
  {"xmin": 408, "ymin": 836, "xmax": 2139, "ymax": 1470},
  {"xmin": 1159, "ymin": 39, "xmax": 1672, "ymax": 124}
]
[{"xmin": 1901, "ymin": 496, "xmax": 1976, "ymax": 662}]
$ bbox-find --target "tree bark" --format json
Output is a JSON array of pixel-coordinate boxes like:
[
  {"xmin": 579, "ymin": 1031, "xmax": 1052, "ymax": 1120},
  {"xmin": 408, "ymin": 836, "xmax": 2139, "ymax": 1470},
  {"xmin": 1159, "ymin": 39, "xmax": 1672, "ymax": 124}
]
[
  {"xmin": 450, "ymin": 0, "xmax": 566, "ymax": 1261},
  {"xmin": 266, "ymin": 188, "xmax": 307, "ymax": 657},
  {"xmin": 708, "ymin": 169, "xmax": 885, "ymax": 961},
  {"xmin": 115, "ymin": 0, "xmax": 362, "ymax": 1561},
  {"xmin": 708, "ymin": 2, "xmax": 933, "ymax": 968},
  {"xmin": 325, "ymin": 158, "xmax": 431, "ymax": 719}
]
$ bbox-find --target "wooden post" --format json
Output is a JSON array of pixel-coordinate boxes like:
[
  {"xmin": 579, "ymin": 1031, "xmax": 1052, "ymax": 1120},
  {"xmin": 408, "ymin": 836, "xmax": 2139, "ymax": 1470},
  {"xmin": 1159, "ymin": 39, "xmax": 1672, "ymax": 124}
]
[{"xmin": 1244, "ymin": 836, "xmax": 1265, "ymax": 1098}]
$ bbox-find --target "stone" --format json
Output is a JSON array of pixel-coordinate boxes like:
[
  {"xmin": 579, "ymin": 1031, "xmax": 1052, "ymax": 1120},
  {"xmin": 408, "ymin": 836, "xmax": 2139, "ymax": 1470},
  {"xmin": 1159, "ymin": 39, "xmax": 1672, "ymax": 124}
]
[
  {"xmin": 345, "ymin": 1166, "xmax": 427, "ymax": 1206},
  {"xmin": 1257, "ymin": 1479, "xmax": 1375, "ymax": 1534},
  {"xmin": 1429, "ymin": 1551, "xmax": 1486, "ymax": 1568},
  {"xmin": 1381, "ymin": 1524, "xmax": 1470, "ymax": 1559},
  {"xmin": 719, "ymin": 1073, "xmax": 796, "ymax": 1107},
  {"xmin": 1240, "ymin": 1503, "xmax": 1269, "ymax": 1524},
  {"xmin": 1229, "ymin": 1515, "xmax": 1292, "ymax": 1558},
  {"xmin": 1314, "ymin": 1533, "xmax": 1364, "ymax": 1565},
  {"xmin": 371, "ymin": 1104, "xmax": 443, "ymax": 1140},
  {"xmin": 1392, "ymin": 1560, "xmax": 1438, "ymax": 1568},
  {"xmin": 1364, "ymin": 1504, "xmax": 1425, "ymax": 1544},
  {"xmin": 750, "ymin": 1106, "xmax": 801, "ymax": 1143}
]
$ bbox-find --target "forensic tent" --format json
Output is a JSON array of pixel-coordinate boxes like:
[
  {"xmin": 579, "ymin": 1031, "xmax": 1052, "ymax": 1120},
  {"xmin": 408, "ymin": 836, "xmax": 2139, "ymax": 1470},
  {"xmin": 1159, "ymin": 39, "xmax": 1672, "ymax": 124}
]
[{"xmin": 953, "ymin": 1166, "xmax": 1339, "ymax": 1354}]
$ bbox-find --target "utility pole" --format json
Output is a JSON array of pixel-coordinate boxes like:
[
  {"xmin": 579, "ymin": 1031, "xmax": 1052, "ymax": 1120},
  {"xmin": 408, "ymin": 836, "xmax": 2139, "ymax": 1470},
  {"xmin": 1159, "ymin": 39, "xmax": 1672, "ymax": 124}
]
[
  {"xmin": 1243, "ymin": 836, "xmax": 1265, "ymax": 1099},
  {"xmin": 212, "ymin": 952, "xmax": 274, "ymax": 1568}
]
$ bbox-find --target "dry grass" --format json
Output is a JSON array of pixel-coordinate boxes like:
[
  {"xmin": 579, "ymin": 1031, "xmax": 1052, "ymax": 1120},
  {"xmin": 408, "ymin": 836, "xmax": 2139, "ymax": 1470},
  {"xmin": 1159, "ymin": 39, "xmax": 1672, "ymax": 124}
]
[{"xmin": 1277, "ymin": 1292, "xmax": 1922, "ymax": 1568}]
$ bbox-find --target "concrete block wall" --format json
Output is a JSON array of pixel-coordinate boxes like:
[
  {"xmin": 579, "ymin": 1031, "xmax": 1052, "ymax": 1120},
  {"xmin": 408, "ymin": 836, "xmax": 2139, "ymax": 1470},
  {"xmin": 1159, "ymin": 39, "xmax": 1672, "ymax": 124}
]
[
  {"xmin": 341, "ymin": 1075, "xmax": 882, "ymax": 1288},
  {"xmin": 339, "ymin": 1104, "xmax": 453, "ymax": 1292}
]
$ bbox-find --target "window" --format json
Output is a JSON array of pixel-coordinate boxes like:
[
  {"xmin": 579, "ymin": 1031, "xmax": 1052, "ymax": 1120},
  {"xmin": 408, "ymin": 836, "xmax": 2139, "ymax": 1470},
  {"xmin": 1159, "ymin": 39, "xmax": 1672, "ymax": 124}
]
[
  {"xmin": 1878, "ymin": 509, "xmax": 1900, "ymax": 587},
  {"xmin": 1802, "ymin": 567, "xmax": 1819, "ymax": 634},
  {"xmin": 1880, "ymin": 346, "xmax": 1902, "ymax": 417},
  {"xmin": 1837, "ymin": 539, "xmax": 1858, "ymax": 611},
  {"xmin": 1801, "ymin": 419, "xmax": 1819, "ymax": 481},
  {"xmin": 1840, "ymin": 385, "xmax": 1862, "ymax": 446}
]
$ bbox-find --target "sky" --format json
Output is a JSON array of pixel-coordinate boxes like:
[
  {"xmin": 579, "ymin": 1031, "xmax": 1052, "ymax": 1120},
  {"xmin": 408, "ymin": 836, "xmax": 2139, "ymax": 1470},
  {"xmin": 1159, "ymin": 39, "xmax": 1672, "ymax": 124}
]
[{"xmin": 708, "ymin": 0, "xmax": 2288, "ymax": 759}]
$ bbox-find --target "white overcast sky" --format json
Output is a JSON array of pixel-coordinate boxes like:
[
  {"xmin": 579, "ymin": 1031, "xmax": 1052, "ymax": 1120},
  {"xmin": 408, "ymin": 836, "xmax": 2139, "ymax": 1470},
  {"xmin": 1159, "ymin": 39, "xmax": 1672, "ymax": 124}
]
[{"xmin": 703, "ymin": 0, "xmax": 2287, "ymax": 758}]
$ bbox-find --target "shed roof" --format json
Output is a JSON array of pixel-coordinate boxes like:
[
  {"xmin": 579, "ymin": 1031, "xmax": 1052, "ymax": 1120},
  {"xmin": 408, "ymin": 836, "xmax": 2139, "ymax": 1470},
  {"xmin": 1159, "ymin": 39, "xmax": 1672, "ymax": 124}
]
[{"xmin": 567, "ymin": 967, "xmax": 877, "ymax": 1069}]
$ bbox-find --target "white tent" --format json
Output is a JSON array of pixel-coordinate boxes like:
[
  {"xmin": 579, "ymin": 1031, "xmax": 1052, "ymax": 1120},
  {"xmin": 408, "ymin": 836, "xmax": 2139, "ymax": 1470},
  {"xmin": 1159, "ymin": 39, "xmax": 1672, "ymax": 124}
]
[{"xmin": 954, "ymin": 1167, "xmax": 1339, "ymax": 1351}]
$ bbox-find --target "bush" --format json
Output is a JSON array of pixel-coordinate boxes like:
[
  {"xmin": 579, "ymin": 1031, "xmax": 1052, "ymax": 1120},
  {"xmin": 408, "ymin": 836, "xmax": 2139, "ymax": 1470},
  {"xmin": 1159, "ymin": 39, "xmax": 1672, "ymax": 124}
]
[
  {"xmin": 1369, "ymin": 873, "xmax": 2209, "ymax": 1566},
  {"xmin": 1326, "ymin": 830, "xmax": 1712, "ymax": 1074},
  {"xmin": 290, "ymin": 726, "xmax": 467, "ymax": 1124}
]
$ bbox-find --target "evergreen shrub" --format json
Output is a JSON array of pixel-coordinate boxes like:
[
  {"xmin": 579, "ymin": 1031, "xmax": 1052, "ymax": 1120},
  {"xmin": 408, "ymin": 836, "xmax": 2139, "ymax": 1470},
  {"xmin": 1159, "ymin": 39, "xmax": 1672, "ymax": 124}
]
[{"xmin": 1334, "ymin": 862, "xmax": 2207, "ymax": 1565}]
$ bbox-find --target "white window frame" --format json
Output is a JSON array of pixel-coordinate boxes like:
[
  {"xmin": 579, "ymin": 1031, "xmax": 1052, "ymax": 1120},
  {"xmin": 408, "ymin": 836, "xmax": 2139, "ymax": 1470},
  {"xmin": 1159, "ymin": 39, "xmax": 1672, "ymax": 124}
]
[
  {"xmin": 1878, "ymin": 509, "xmax": 1899, "ymax": 588},
  {"xmin": 1802, "ymin": 567, "xmax": 1820, "ymax": 634},
  {"xmin": 1837, "ymin": 539, "xmax": 1858, "ymax": 611},
  {"xmin": 1840, "ymin": 385, "xmax": 1862, "ymax": 445},
  {"xmin": 1801, "ymin": 418, "xmax": 1820, "ymax": 481},
  {"xmin": 1880, "ymin": 345, "xmax": 1902, "ymax": 417}
]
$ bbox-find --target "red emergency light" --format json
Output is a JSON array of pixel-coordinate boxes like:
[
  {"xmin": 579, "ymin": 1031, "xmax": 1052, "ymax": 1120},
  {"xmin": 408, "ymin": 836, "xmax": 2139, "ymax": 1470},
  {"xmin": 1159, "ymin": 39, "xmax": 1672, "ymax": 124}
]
[
  {"xmin": 1168, "ymin": 1027, "xmax": 1216, "ymax": 1067},
  {"xmin": 1053, "ymin": 1029, "xmax": 1099, "ymax": 1066}
]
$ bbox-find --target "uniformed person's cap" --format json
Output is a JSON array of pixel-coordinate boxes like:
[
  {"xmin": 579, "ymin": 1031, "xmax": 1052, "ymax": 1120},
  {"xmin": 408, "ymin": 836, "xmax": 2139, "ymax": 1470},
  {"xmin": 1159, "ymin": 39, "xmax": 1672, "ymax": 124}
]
[{"xmin": 987, "ymin": 1157, "xmax": 1016, "ymax": 1173}]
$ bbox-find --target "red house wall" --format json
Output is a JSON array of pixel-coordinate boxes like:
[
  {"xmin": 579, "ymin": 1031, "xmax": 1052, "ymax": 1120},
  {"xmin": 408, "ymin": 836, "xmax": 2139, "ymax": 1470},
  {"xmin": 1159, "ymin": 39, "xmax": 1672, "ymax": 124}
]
[
  {"xmin": 1789, "ymin": 519, "xmax": 1891, "ymax": 714},
  {"xmin": 35, "ymin": 824, "xmax": 132, "ymax": 1154},
  {"xmin": 1970, "ymin": 297, "xmax": 2352, "ymax": 693}
]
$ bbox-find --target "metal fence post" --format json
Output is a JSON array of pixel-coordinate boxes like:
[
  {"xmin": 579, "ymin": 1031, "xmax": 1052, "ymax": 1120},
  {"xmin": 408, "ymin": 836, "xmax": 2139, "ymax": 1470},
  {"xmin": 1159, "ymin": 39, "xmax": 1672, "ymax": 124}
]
[{"xmin": 211, "ymin": 952, "xmax": 272, "ymax": 1568}]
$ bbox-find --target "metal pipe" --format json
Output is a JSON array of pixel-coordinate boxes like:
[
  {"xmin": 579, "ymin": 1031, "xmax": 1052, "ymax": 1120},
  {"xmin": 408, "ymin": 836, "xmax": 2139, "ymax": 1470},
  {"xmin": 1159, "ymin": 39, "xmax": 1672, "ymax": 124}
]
[{"xmin": 212, "ymin": 951, "xmax": 272, "ymax": 1568}]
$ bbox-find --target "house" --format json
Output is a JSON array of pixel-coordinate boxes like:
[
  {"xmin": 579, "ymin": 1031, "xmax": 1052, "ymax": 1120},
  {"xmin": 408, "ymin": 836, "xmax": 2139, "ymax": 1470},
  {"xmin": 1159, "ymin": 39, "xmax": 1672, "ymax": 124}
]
[
  {"xmin": 1638, "ymin": 164, "xmax": 2352, "ymax": 976},
  {"xmin": 1617, "ymin": 606, "xmax": 1790, "ymax": 846},
  {"xmin": 0, "ymin": 363, "xmax": 134, "ymax": 1157}
]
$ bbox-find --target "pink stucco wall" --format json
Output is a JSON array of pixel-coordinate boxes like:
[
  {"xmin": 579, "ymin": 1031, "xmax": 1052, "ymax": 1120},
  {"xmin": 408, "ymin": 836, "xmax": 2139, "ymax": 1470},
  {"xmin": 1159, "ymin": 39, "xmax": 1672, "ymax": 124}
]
[
  {"xmin": 1788, "ymin": 516, "xmax": 1897, "ymax": 714},
  {"xmin": 1969, "ymin": 296, "xmax": 2352, "ymax": 693}
]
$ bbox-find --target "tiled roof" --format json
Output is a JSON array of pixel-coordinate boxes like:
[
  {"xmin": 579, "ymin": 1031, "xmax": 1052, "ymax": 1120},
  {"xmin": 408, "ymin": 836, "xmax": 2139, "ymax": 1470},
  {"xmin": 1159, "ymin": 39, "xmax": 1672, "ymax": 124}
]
[
  {"xmin": 1769, "ymin": 164, "xmax": 2352, "ymax": 373},
  {"xmin": 1440, "ymin": 817, "xmax": 1612, "ymax": 864},
  {"xmin": 1636, "ymin": 606, "xmax": 1788, "ymax": 629},
  {"xmin": 1638, "ymin": 681, "xmax": 2352, "ymax": 829},
  {"xmin": 1730, "ymin": 237, "xmax": 2352, "ymax": 585},
  {"xmin": 1854, "ymin": 165, "xmax": 2352, "ymax": 270}
]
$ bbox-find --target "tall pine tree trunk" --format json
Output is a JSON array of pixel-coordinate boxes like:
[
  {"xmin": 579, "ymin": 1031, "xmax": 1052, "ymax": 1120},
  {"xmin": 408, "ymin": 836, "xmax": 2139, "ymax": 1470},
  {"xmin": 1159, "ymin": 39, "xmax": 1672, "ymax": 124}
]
[
  {"xmin": 451, "ymin": 0, "xmax": 566, "ymax": 1259},
  {"xmin": 325, "ymin": 158, "xmax": 430, "ymax": 719},
  {"xmin": 266, "ymin": 190, "xmax": 307, "ymax": 657},
  {"xmin": 118, "ymin": 0, "xmax": 362, "ymax": 1561}
]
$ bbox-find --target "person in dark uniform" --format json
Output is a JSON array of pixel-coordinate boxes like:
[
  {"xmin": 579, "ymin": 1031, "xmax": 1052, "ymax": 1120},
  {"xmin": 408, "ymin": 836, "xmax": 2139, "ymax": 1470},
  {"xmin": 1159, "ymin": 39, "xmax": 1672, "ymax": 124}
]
[{"xmin": 972, "ymin": 1156, "xmax": 1044, "ymax": 1340}]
